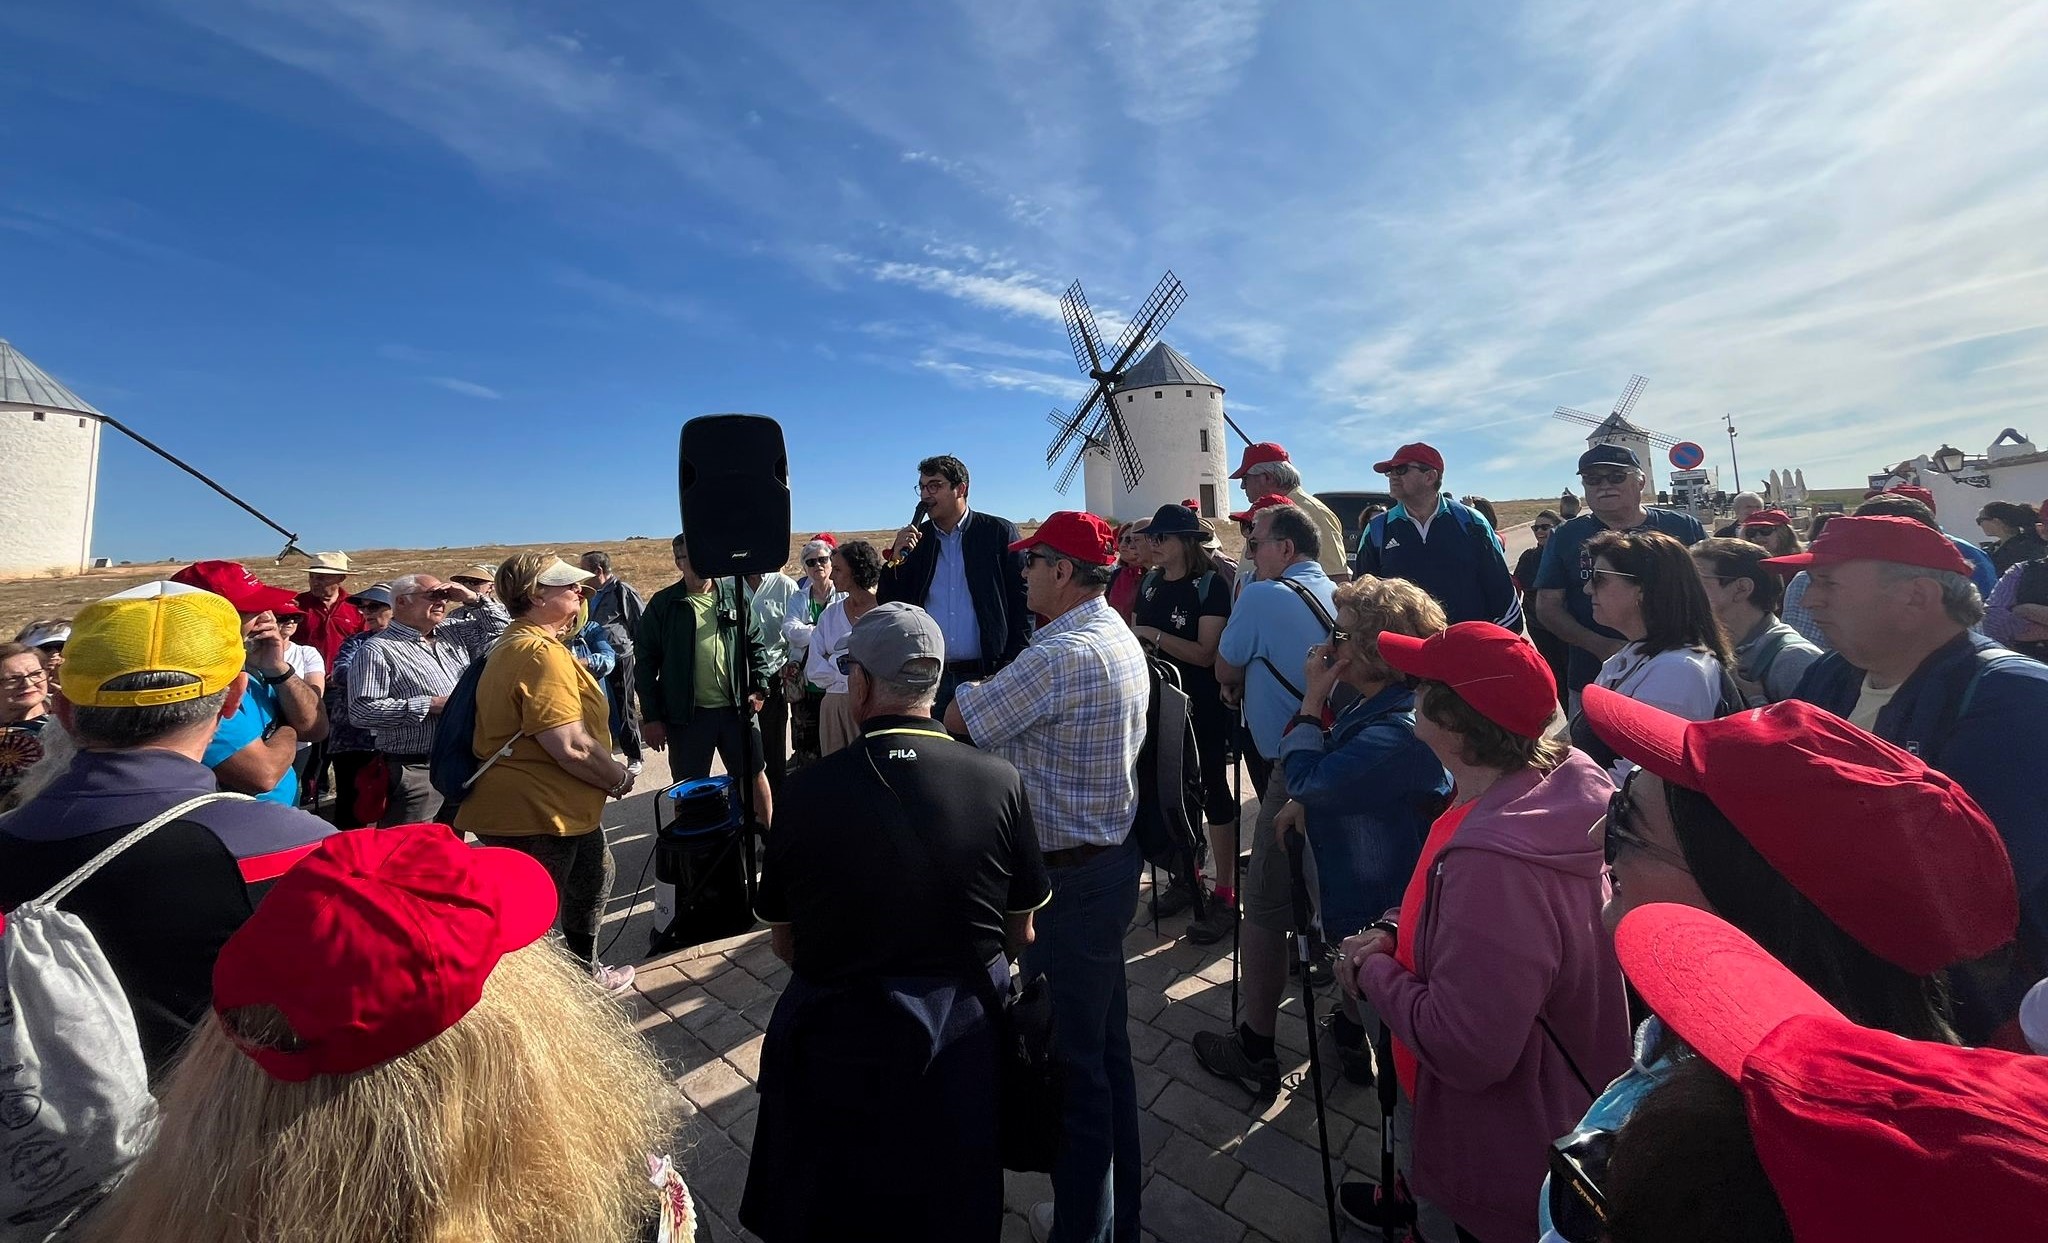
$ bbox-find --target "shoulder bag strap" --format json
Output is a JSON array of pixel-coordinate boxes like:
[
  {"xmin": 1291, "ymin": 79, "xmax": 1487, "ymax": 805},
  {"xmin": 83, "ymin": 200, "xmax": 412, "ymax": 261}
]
[
  {"xmin": 32, "ymin": 791, "xmax": 255, "ymax": 909},
  {"xmin": 1537, "ymin": 1014, "xmax": 1597, "ymax": 1098}
]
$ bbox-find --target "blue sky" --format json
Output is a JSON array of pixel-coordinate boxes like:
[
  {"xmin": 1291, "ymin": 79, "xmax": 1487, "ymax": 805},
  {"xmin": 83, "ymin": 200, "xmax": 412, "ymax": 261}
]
[{"xmin": 5, "ymin": 1, "xmax": 2047, "ymax": 561}]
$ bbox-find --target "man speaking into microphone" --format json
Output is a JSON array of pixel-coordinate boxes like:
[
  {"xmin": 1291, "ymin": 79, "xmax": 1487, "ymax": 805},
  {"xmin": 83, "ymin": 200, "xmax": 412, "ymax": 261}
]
[{"xmin": 878, "ymin": 455, "xmax": 1031, "ymax": 715}]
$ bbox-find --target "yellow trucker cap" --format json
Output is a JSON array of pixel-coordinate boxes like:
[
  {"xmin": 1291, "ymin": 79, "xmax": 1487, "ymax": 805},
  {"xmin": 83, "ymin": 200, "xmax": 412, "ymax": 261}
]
[{"xmin": 62, "ymin": 581, "xmax": 246, "ymax": 708}]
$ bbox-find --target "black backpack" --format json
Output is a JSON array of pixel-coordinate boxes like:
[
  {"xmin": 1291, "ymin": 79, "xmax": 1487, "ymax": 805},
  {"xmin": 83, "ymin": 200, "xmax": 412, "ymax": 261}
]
[{"xmin": 1130, "ymin": 656, "xmax": 1207, "ymax": 901}]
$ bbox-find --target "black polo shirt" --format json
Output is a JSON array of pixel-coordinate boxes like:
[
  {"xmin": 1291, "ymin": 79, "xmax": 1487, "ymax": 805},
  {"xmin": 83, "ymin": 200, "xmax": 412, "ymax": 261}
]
[{"xmin": 756, "ymin": 714, "xmax": 1050, "ymax": 985}]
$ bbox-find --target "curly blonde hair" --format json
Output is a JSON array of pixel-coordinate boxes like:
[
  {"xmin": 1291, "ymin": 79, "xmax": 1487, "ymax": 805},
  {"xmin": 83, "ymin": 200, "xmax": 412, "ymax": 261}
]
[
  {"xmin": 84, "ymin": 941, "xmax": 681, "ymax": 1243},
  {"xmin": 1332, "ymin": 576, "xmax": 1448, "ymax": 683}
]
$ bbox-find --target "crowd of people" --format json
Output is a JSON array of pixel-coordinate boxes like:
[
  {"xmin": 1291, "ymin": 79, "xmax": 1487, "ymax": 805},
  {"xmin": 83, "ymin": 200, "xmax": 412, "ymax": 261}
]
[{"xmin": 5, "ymin": 438, "xmax": 2048, "ymax": 1243}]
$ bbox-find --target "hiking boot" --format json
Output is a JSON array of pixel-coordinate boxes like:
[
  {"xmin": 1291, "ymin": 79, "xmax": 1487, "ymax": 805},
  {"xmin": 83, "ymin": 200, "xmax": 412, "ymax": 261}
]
[
  {"xmin": 1192, "ymin": 1028, "xmax": 1281, "ymax": 1096},
  {"xmin": 1151, "ymin": 876, "xmax": 1200, "ymax": 920},
  {"xmin": 1186, "ymin": 900, "xmax": 1235, "ymax": 945},
  {"xmin": 1320, "ymin": 1014, "xmax": 1376, "ymax": 1087},
  {"xmin": 1339, "ymin": 1177, "xmax": 1418, "ymax": 1232}
]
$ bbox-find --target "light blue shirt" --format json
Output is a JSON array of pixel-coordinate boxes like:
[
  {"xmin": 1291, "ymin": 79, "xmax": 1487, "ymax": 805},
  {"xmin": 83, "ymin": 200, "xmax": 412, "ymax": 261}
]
[
  {"xmin": 1218, "ymin": 559, "xmax": 1338, "ymax": 757},
  {"xmin": 927, "ymin": 509, "xmax": 982, "ymax": 663},
  {"xmin": 202, "ymin": 680, "xmax": 298, "ymax": 806}
]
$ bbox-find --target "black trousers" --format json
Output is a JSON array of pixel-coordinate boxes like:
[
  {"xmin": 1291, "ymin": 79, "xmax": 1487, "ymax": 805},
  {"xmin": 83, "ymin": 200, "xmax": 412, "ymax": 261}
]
[
  {"xmin": 759, "ymin": 680, "xmax": 790, "ymax": 790},
  {"xmin": 473, "ymin": 828, "xmax": 615, "ymax": 963}
]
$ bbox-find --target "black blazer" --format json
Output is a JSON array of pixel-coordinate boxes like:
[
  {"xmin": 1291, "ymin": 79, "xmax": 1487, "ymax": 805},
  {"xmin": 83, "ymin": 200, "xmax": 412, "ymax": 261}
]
[{"xmin": 877, "ymin": 508, "xmax": 1031, "ymax": 666}]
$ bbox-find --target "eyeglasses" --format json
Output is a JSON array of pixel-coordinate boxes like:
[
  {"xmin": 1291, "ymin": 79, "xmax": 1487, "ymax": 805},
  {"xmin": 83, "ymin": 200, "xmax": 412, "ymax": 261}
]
[
  {"xmin": 1381, "ymin": 463, "xmax": 1429, "ymax": 477},
  {"xmin": 1587, "ymin": 567, "xmax": 1638, "ymax": 582},
  {"xmin": 834, "ymin": 653, "xmax": 861, "ymax": 676},
  {"xmin": 1024, "ymin": 550, "xmax": 1061, "ymax": 567},
  {"xmin": 1, "ymin": 670, "xmax": 48, "ymax": 688},
  {"xmin": 1532, "ymin": 524, "xmax": 1555, "ymax": 534},
  {"xmin": 1602, "ymin": 771, "xmax": 1691, "ymax": 869},
  {"xmin": 1328, "ymin": 626, "xmax": 1351, "ymax": 645},
  {"xmin": 1580, "ymin": 470, "xmax": 1634, "ymax": 487},
  {"xmin": 803, "ymin": 557, "xmax": 831, "ymax": 568},
  {"xmin": 916, "ymin": 480, "xmax": 953, "ymax": 495}
]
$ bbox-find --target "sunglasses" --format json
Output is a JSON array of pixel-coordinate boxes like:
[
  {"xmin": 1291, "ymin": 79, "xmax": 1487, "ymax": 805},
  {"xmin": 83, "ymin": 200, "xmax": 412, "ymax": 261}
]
[
  {"xmin": 803, "ymin": 556, "xmax": 831, "ymax": 568},
  {"xmin": 1602, "ymin": 771, "xmax": 1692, "ymax": 869},
  {"xmin": 1532, "ymin": 524, "xmax": 1555, "ymax": 534},
  {"xmin": 1581, "ymin": 470, "xmax": 1634, "ymax": 487},
  {"xmin": 1587, "ymin": 567, "xmax": 1638, "ymax": 582},
  {"xmin": 833, "ymin": 653, "xmax": 861, "ymax": 675},
  {"xmin": 1328, "ymin": 626, "xmax": 1350, "ymax": 645},
  {"xmin": 1547, "ymin": 1128, "xmax": 1612, "ymax": 1243},
  {"xmin": 1024, "ymin": 550, "xmax": 1061, "ymax": 567},
  {"xmin": 1381, "ymin": 463, "xmax": 1429, "ymax": 477}
]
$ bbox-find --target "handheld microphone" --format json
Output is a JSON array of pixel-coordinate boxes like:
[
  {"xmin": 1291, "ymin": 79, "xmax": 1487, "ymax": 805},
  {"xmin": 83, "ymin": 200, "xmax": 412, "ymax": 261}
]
[{"xmin": 889, "ymin": 500, "xmax": 930, "ymax": 565}]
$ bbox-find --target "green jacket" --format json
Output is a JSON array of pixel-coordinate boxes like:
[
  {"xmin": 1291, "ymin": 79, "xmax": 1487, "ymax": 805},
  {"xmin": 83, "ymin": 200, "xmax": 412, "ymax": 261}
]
[{"xmin": 635, "ymin": 577, "xmax": 778, "ymax": 726}]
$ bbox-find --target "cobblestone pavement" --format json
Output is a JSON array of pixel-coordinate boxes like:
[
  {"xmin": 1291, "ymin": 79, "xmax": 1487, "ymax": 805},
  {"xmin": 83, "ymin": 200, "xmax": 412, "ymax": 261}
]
[{"xmin": 595, "ymin": 750, "xmax": 1426, "ymax": 1243}]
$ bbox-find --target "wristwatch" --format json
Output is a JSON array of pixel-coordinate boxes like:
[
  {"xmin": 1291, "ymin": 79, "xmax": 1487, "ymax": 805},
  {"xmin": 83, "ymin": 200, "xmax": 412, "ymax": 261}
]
[
  {"xmin": 257, "ymin": 669, "xmax": 294, "ymax": 687},
  {"xmin": 1285, "ymin": 712, "xmax": 1325, "ymax": 735}
]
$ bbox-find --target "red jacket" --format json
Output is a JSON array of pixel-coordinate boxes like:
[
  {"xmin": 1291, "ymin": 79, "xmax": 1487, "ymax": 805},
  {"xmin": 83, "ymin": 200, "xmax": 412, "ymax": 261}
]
[{"xmin": 293, "ymin": 591, "xmax": 364, "ymax": 670}]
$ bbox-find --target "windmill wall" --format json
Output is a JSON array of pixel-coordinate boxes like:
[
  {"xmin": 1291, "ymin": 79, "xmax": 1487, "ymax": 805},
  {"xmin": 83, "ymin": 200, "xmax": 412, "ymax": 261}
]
[
  {"xmin": 1084, "ymin": 382, "xmax": 1230, "ymax": 523},
  {"xmin": 0, "ymin": 405, "xmax": 101, "ymax": 577}
]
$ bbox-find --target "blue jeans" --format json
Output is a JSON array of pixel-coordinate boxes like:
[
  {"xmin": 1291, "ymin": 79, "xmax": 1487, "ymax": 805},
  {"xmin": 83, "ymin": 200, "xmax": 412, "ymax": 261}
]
[{"xmin": 1022, "ymin": 837, "xmax": 1144, "ymax": 1243}]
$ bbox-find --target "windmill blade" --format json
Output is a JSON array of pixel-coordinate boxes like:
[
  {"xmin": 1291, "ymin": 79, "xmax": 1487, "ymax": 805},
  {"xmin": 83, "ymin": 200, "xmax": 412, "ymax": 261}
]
[
  {"xmin": 1552, "ymin": 408, "xmax": 1604, "ymax": 429},
  {"xmin": 1054, "ymin": 416, "xmax": 1109, "ymax": 493},
  {"xmin": 1641, "ymin": 429, "xmax": 1681, "ymax": 450},
  {"xmin": 1045, "ymin": 384, "xmax": 1108, "ymax": 463},
  {"xmin": 1612, "ymin": 375, "xmax": 1648, "ymax": 423},
  {"xmin": 1105, "ymin": 271, "xmax": 1187, "ymax": 373},
  {"xmin": 1060, "ymin": 282, "xmax": 1106, "ymax": 377},
  {"xmin": 1102, "ymin": 401, "xmax": 1147, "ymax": 489}
]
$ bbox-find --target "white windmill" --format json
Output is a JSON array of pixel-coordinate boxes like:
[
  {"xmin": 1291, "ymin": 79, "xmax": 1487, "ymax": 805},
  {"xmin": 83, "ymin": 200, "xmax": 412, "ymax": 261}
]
[{"xmin": 0, "ymin": 340, "xmax": 105, "ymax": 575}]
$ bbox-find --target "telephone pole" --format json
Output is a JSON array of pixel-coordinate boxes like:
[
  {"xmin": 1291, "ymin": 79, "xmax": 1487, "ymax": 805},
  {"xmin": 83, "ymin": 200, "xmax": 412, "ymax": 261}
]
[{"xmin": 1723, "ymin": 413, "xmax": 1743, "ymax": 493}]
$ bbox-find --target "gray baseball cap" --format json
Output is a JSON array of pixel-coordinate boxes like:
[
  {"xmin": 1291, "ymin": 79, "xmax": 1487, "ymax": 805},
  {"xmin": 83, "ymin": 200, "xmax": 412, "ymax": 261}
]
[
  {"xmin": 349, "ymin": 583, "xmax": 395, "ymax": 608},
  {"xmin": 845, "ymin": 602, "xmax": 945, "ymax": 687}
]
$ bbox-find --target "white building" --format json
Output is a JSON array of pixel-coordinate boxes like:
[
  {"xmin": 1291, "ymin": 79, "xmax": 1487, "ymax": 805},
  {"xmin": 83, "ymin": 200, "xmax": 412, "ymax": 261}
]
[
  {"xmin": 0, "ymin": 340, "xmax": 103, "ymax": 577},
  {"xmin": 1081, "ymin": 342, "xmax": 1230, "ymax": 523},
  {"xmin": 1580, "ymin": 411, "xmax": 1654, "ymax": 476},
  {"xmin": 1876, "ymin": 429, "xmax": 2048, "ymax": 526}
]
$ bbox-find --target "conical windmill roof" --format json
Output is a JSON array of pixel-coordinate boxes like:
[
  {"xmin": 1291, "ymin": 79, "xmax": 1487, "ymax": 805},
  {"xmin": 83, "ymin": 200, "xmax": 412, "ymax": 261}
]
[
  {"xmin": 0, "ymin": 339, "xmax": 104, "ymax": 416},
  {"xmin": 1114, "ymin": 342, "xmax": 1222, "ymax": 393}
]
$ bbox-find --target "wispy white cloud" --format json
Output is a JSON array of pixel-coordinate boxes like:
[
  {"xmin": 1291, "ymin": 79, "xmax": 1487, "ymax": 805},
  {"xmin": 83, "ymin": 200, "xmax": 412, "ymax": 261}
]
[
  {"xmin": 429, "ymin": 376, "xmax": 502, "ymax": 399},
  {"xmin": 870, "ymin": 261, "xmax": 1067, "ymax": 324},
  {"xmin": 1100, "ymin": 0, "xmax": 1269, "ymax": 125}
]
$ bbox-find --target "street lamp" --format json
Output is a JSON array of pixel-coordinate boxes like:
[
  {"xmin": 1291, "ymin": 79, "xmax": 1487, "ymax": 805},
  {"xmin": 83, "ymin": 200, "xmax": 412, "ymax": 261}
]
[{"xmin": 1931, "ymin": 444, "xmax": 1967, "ymax": 474}]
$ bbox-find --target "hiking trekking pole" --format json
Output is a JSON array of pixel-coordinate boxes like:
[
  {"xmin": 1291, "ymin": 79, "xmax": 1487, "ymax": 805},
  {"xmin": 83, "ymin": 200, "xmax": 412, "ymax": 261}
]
[
  {"xmin": 1372, "ymin": 1020, "xmax": 1419, "ymax": 1241},
  {"xmin": 1229, "ymin": 710, "xmax": 1244, "ymax": 1023},
  {"xmin": 1284, "ymin": 830, "xmax": 1341, "ymax": 1243}
]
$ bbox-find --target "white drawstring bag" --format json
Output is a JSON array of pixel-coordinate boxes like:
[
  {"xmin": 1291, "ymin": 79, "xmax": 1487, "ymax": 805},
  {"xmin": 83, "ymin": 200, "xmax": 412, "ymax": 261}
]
[{"xmin": 1, "ymin": 792, "xmax": 247, "ymax": 1241}]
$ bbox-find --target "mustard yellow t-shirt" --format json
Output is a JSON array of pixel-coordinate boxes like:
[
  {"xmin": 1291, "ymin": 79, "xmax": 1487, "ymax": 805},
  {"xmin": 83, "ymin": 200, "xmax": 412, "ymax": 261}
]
[
  {"xmin": 690, "ymin": 591, "xmax": 733, "ymax": 708},
  {"xmin": 455, "ymin": 620, "xmax": 613, "ymax": 838}
]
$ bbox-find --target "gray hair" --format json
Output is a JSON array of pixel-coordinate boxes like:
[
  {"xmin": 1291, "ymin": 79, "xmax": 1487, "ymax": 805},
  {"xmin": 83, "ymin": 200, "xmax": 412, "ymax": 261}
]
[
  {"xmin": 387, "ymin": 573, "xmax": 433, "ymax": 601},
  {"xmin": 1052, "ymin": 555, "xmax": 1115, "ymax": 592},
  {"xmin": 1248, "ymin": 460, "xmax": 1302, "ymax": 492},
  {"xmin": 1262, "ymin": 506, "xmax": 1322, "ymax": 561},
  {"xmin": 70, "ymin": 672, "xmax": 230, "ymax": 750},
  {"xmin": 1875, "ymin": 562, "xmax": 1985, "ymax": 627},
  {"xmin": 863, "ymin": 661, "xmax": 942, "ymax": 714}
]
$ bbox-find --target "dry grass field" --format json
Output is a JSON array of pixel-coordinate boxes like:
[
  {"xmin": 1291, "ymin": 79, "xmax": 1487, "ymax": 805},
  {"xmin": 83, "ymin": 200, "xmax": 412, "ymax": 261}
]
[{"xmin": 7, "ymin": 487, "xmax": 1819, "ymax": 635}]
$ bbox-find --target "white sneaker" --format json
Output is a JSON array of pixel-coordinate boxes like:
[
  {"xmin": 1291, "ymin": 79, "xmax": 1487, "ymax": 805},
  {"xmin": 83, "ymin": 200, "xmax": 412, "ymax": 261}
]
[
  {"xmin": 627, "ymin": 759, "xmax": 644, "ymax": 776},
  {"xmin": 592, "ymin": 962, "xmax": 637, "ymax": 996},
  {"xmin": 1028, "ymin": 1201, "xmax": 1054, "ymax": 1243}
]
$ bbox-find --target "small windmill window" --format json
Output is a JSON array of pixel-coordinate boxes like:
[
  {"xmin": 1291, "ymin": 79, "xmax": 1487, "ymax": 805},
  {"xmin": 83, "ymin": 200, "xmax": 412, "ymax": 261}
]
[
  {"xmin": 32, "ymin": 412, "xmax": 45, "ymax": 422},
  {"xmin": 1200, "ymin": 429, "xmax": 1211, "ymax": 452},
  {"xmin": 1185, "ymin": 390, "xmax": 1193, "ymax": 397},
  {"xmin": 1153, "ymin": 390, "xmax": 1163, "ymax": 399},
  {"xmin": 1126, "ymin": 394, "xmax": 1135, "ymax": 403}
]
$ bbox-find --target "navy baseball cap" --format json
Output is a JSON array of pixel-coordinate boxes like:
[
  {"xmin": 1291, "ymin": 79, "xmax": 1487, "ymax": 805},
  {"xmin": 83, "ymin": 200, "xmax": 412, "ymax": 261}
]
[{"xmin": 1578, "ymin": 444, "xmax": 1642, "ymax": 472}]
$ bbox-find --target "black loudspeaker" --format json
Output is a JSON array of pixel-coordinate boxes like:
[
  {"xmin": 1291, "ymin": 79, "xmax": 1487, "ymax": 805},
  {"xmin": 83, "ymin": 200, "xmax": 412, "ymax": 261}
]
[{"xmin": 678, "ymin": 414, "xmax": 791, "ymax": 576}]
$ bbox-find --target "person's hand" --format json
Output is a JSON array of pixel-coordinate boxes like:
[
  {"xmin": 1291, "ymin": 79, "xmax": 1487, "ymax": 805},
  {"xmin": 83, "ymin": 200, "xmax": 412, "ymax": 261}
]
[
  {"xmin": 747, "ymin": 691, "xmax": 767, "ymax": 715},
  {"xmin": 610, "ymin": 769, "xmax": 638, "ymax": 799},
  {"xmin": 440, "ymin": 583, "xmax": 479, "ymax": 605},
  {"xmin": 1219, "ymin": 682, "xmax": 1243, "ymax": 710},
  {"xmin": 1303, "ymin": 641, "xmax": 1347, "ymax": 704},
  {"xmin": 427, "ymin": 695, "xmax": 449, "ymax": 715},
  {"xmin": 1273, "ymin": 799, "xmax": 1306, "ymax": 844},
  {"xmin": 1336, "ymin": 928, "xmax": 1397, "ymax": 1000},
  {"xmin": 893, "ymin": 525, "xmax": 921, "ymax": 558},
  {"xmin": 244, "ymin": 615, "xmax": 291, "ymax": 677},
  {"xmin": 642, "ymin": 721, "xmax": 668, "ymax": 751}
]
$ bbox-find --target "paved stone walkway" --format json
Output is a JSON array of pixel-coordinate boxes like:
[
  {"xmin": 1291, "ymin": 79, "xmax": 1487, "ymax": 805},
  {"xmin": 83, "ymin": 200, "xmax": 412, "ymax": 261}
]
[{"xmin": 595, "ymin": 752, "xmax": 1420, "ymax": 1243}]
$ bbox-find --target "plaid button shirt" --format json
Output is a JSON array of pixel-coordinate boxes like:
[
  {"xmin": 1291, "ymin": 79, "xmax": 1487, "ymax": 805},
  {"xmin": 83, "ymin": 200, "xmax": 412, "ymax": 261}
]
[{"xmin": 955, "ymin": 594, "xmax": 1149, "ymax": 852}]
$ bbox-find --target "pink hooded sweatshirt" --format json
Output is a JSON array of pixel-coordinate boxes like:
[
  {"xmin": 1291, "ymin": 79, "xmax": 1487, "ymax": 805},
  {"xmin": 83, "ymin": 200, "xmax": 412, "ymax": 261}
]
[{"xmin": 1360, "ymin": 749, "xmax": 1630, "ymax": 1243}]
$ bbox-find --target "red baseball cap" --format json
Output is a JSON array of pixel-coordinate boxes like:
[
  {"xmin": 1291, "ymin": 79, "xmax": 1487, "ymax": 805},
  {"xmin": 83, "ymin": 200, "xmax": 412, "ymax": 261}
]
[
  {"xmin": 1011, "ymin": 511, "xmax": 1117, "ymax": 566},
  {"xmin": 1762, "ymin": 514, "xmax": 1969, "ymax": 577},
  {"xmin": 1741, "ymin": 508, "xmax": 1793, "ymax": 529},
  {"xmin": 1616, "ymin": 904, "xmax": 2048, "ymax": 1243},
  {"xmin": 1228, "ymin": 493, "xmax": 1295, "ymax": 525},
  {"xmin": 1863, "ymin": 482, "xmax": 1938, "ymax": 514},
  {"xmin": 1580, "ymin": 687, "xmax": 2015, "ymax": 973},
  {"xmin": 809, "ymin": 532, "xmax": 837, "ymax": 548},
  {"xmin": 1376, "ymin": 621, "xmax": 1557, "ymax": 738},
  {"xmin": 212, "ymin": 823, "xmax": 558, "ymax": 1082},
  {"xmin": 171, "ymin": 560, "xmax": 302, "ymax": 615},
  {"xmin": 1229, "ymin": 442, "xmax": 1290, "ymax": 479},
  {"xmin": 1372, "ymin": 442, "xmax": 1444, "ymax": 475}
]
